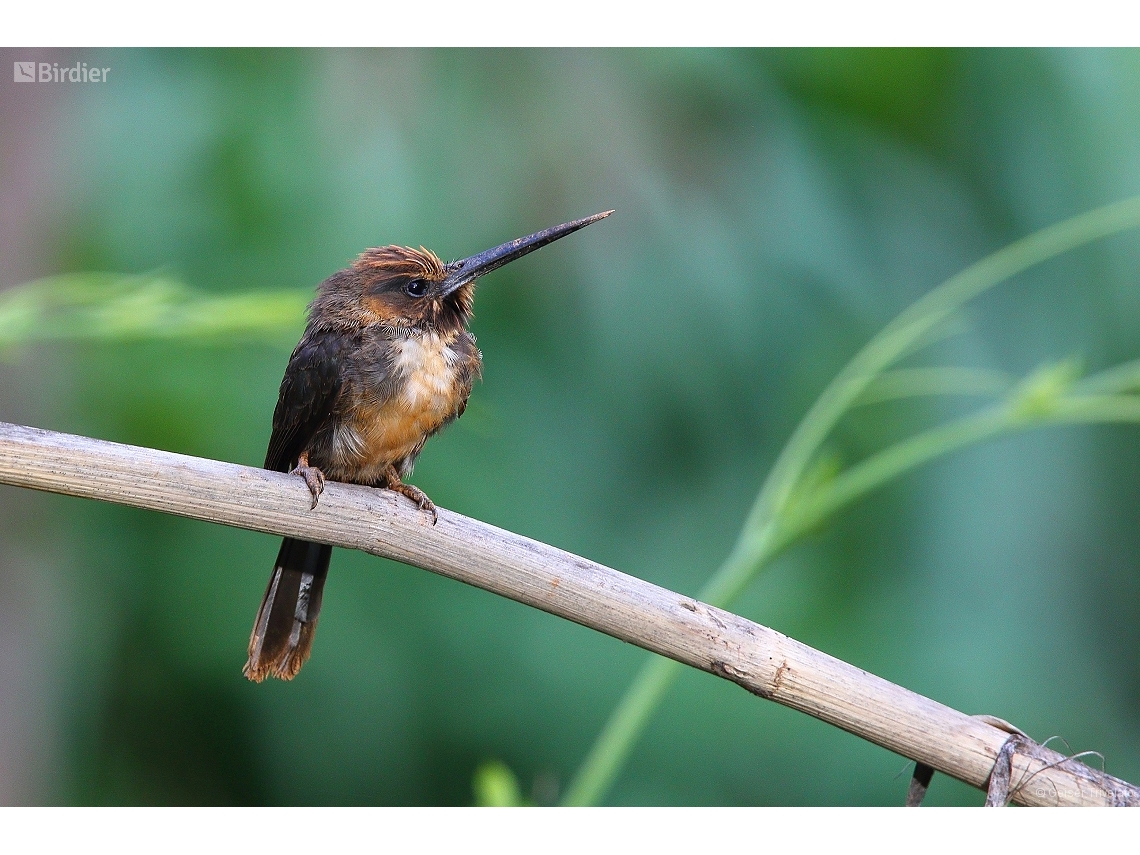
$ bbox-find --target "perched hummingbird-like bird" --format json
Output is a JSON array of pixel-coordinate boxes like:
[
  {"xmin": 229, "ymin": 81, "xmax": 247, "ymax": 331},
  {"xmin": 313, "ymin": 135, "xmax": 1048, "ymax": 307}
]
[{"xmin": 244, "ymin": 210, "xmax": 613, "ymax": 681}]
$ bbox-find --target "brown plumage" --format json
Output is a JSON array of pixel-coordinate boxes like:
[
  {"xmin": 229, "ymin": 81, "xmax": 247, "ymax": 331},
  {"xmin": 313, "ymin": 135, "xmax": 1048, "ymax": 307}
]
[{"xmin": 244, "ymin": 211, "xmax": 613, "ymax": 682}]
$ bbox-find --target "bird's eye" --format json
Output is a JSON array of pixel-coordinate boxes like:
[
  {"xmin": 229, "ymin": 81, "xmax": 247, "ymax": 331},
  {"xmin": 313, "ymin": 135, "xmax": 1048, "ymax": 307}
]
[{"xmin": 404, "ymin": 279, "xmax": 428, "ymax": 298}]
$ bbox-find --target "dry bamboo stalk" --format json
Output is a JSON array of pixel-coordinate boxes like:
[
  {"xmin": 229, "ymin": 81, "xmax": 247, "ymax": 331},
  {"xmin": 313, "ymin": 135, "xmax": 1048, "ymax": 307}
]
[{"xmin": 0, "ymin": 420, "xmax": 1135, "ymax": 806}]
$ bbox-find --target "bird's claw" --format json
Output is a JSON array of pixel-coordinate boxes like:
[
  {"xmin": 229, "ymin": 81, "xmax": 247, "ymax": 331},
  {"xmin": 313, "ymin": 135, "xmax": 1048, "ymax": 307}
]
[
  {"xmin": 290, "ymin": 463, "xmax": 326, "ymax": 510},
  {"xmin": 392, "ymin": 483, "xmax": 438, "ymax": 525},
  {"xmin": 411, "ymin": 491, "xmax": 439, "ymax": 526}
]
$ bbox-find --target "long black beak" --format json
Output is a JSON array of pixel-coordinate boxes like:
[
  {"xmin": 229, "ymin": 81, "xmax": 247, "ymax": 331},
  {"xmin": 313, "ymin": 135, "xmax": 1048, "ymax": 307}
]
[{"xmin": 438, "ymin": 210, "xmax": 614, "ymax": 297}]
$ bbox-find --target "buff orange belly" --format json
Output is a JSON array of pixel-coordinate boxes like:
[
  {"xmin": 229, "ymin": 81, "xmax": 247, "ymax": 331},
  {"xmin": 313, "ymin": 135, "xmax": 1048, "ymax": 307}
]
[
  {"xmin": 362, "ymin": 395, "xmax": 452, "ymax": 464},
  {"xmin": 328, "ymin": 334, "xmax": 467, "ymax": 482}
]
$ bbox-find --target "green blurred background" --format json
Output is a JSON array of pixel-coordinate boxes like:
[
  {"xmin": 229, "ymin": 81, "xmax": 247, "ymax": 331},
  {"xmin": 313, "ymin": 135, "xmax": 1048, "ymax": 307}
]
[{"xmin": 2, "ymin": 48, "xmax": 1140, "ymax": 805}]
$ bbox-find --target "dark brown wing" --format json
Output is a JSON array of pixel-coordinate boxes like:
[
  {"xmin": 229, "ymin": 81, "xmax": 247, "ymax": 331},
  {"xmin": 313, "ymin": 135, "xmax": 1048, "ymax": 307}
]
[{"xmin": 264, "ymin": 330, "xmax": 351, "ymax": 472}]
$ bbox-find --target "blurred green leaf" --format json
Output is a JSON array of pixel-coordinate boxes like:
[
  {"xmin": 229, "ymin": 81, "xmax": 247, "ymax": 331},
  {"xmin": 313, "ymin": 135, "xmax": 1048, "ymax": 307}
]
[
  {"xmin": 1075, "ymin": 358, "xmax": 1140, "ymax": 395},
  {"xmin": 856, "ymin": 367, "xmax": 1013, "ymax": 406},
  {"xmin": 0, "ymin": 273, "xmax": 308, "ymax": 348},
  {"xmin": 472, "ymin": 760, "xmax": 525, "ymax": 807},
  {"xmin": 1008, "ymin": 358, "xmax": 1084, "ymax": 421}
]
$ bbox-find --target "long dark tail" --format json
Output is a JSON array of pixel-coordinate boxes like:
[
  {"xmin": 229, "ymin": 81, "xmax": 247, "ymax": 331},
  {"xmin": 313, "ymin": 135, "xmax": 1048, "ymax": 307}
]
[{"xmin": 244, "ymin": 538, "xmax": 332, "ymax": 682}]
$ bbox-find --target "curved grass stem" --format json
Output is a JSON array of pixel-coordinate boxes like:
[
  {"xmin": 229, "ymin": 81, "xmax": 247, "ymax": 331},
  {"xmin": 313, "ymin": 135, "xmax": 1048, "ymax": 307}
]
[{"xmin": 561, "ymin": 195, "xmax": 1140, "ymax": 806}]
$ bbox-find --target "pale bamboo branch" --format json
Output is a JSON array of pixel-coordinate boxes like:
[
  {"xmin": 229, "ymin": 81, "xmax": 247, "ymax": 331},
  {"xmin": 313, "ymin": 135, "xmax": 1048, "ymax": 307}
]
[{"xmin": 0, "ymin": 421, "xmax": 1135, "ymax": 806}]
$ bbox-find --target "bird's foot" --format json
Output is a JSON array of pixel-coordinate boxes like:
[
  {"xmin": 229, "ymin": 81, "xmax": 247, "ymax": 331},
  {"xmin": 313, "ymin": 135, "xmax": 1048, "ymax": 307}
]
[
  {"xmin": 390, "ymin": 482, "xmax": 438, "ymax": 525},
  {"xmin": 290, "ymin": 462, "xmax": 326, "ymax": 510}
]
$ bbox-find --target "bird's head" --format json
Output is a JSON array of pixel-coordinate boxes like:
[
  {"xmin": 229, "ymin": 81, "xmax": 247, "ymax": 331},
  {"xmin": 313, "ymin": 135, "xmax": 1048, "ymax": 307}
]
[{"xmin": 313, "ymin": 210, "xmax": 613, "ymax": 334}]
